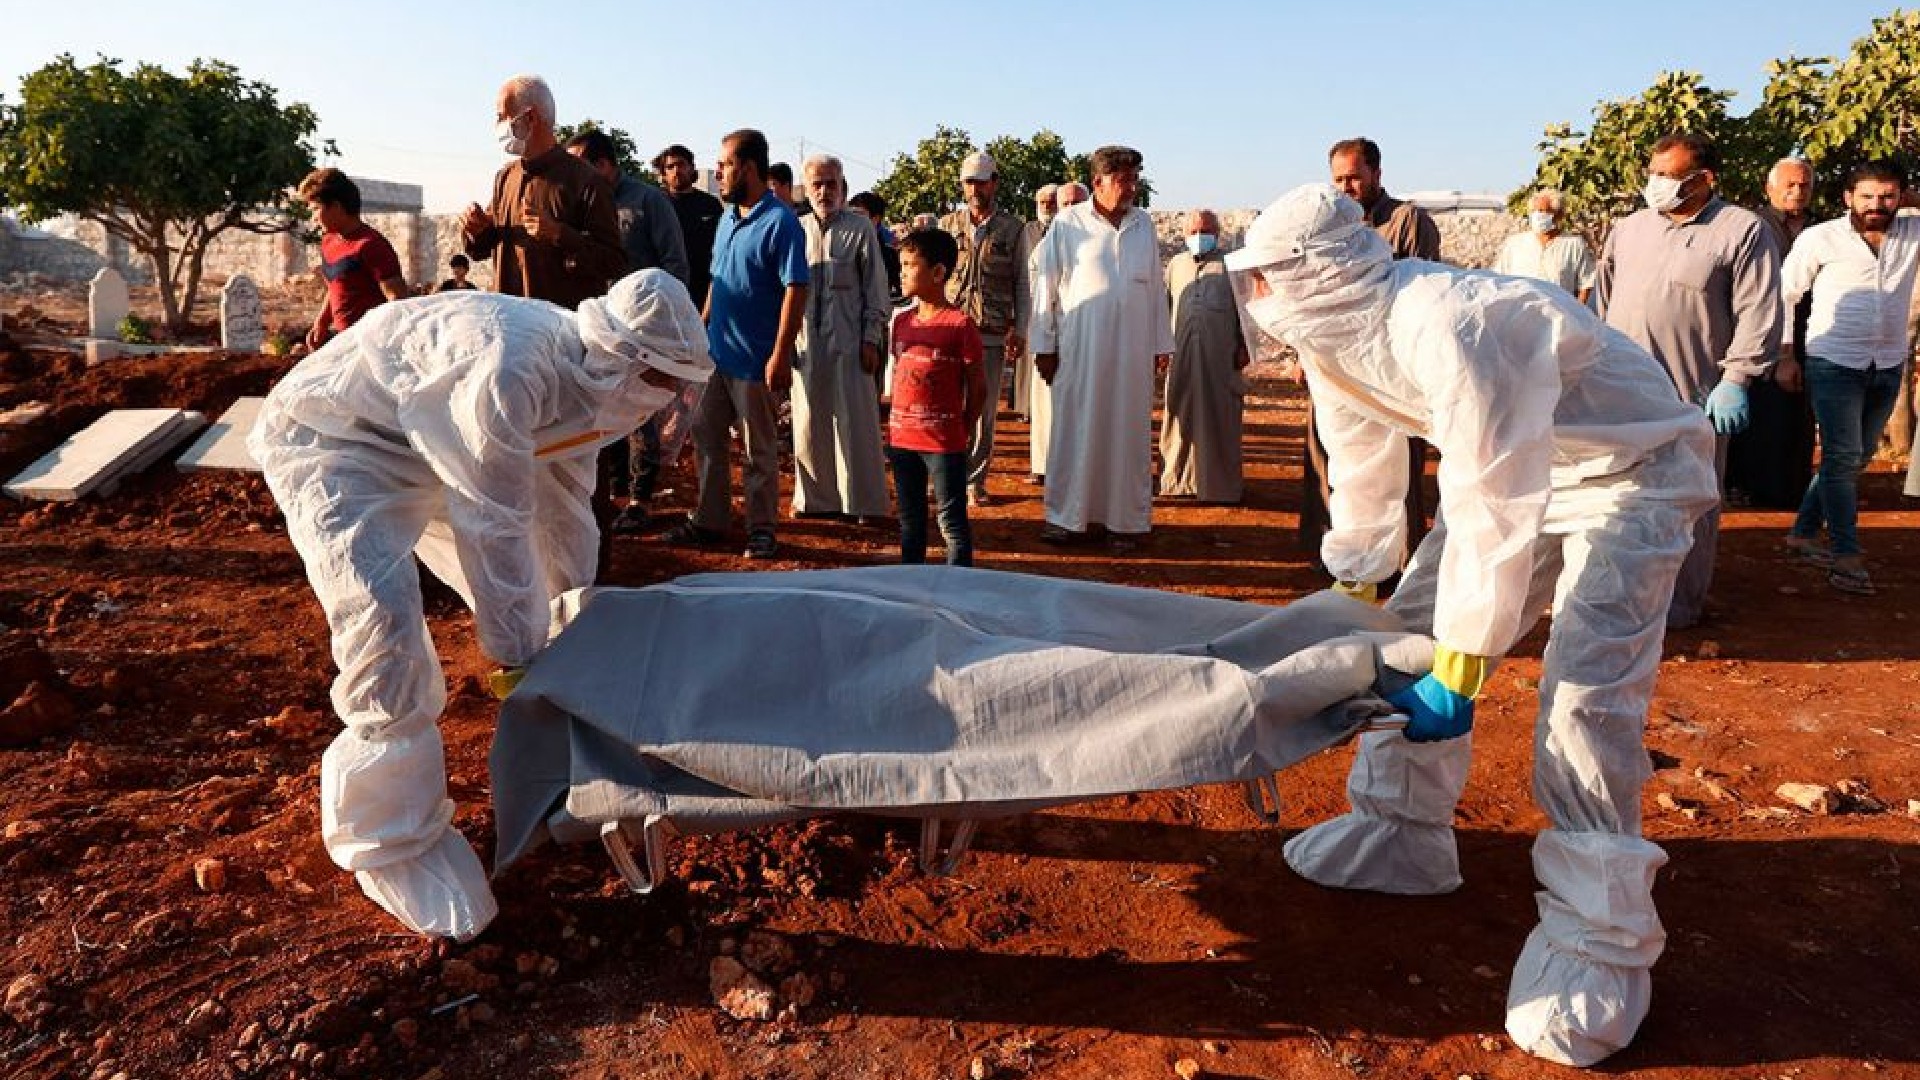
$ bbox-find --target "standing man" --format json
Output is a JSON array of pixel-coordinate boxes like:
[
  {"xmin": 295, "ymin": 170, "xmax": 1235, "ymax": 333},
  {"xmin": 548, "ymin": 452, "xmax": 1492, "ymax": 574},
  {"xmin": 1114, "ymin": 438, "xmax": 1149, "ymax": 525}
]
[
  {"xmin": 791, "ymin": 155, "xmax": 892, "ymax": 523},
  {"xmin": 1010, "ymin": 183, "xmax": 1060, "ymax": 422},
  {"xmin": 460, "ymin": 75, "xmax": 625, "ymax": 311},
  {"xmin": 1598, "ymin": 133, "xmax": 1782, "ymax": 628},
  {"xmin": 1029, "ymin": 181, "xmax": 1089, "ymax": 484},
  {"xmin": 1301, "ymin": 137, "xmax": 1440, "ymax": 573},
  {"xmin": 850, "ymin": 190, "xmax": 902, "ymax": 299},
  {"xmin": 1493, "ymin": 188, "xmax": 1597, "ymax": 304},
  {"xmin": 1728, "ymin": 157, "xmax": 1819, "ymax": 510},
  {"xmin": 566, "ymin": 129, "xmax": 690, "ymax": 540},
  {"xmin": 1160, "ymin": 209, "xmax": 1248, "ymax": 504},
  {"xmin": 1029, "ymin": 146, "xmax": 1174, "ymax": 552},
  {"xmin": 1779, "ymin": 161, "xmax": 1919, "ymax": 596},
  {"xmin": 940, "ymin": 151, "xmax": 1031, "ymax": 507},
  {"xmin": 654, "ymin": 144, "xmax": 724, "ymax": 307},
  {"xmin": 663, "ymin": 129, "xmax": 810, "ymax": 561}
]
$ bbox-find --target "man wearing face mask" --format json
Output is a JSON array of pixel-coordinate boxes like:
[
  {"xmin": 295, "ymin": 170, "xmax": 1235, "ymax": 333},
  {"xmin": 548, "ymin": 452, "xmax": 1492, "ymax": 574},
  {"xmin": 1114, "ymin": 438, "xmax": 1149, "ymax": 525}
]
[
  {"xmin": 249, "ymin": 269, "xmax": 713, "ymax": 941},
  {"xmin": 1597, "ymin": 133, "xmax": 1782, "ymax": 628},
  {"xmin": 1159, "ymin": 209, "xmax": 1248, "ymax": 504},
  {"xmin": 1011, "ymin": 183, "xmax": 1060, "ymax": 420},
  {"xmin": 1228, "ymin": 183, "xmax": 1716, "ymax": 1067},
  {"xmin": 790, "ymin": 154, "xmax": 892, "ymax": 523},
  {"xmin": 462, "ymin": 75, "xmax": 626, "ymax": 312},
  {"xmin": 940, "ymin": 151, "xmax": 1032, "ymax": 506},
  {"xmin": 1493, "ymin": 188, "xmax": 1596, "ymax": 305}
]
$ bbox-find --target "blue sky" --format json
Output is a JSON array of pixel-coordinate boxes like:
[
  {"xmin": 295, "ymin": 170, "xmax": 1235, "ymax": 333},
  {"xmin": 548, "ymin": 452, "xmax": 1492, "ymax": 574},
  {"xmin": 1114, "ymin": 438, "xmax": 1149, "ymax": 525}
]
[{"xmin": 0, "ymin": 1, "xmax": 1904, "ymax": 214}]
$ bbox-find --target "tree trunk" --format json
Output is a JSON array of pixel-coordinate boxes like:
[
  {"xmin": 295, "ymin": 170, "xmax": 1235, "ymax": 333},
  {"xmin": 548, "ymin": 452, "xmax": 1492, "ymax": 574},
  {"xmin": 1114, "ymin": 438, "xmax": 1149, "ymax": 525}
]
[{"xmin": 145, "ymin": 237, "xmax": 182, "ymax": 337}]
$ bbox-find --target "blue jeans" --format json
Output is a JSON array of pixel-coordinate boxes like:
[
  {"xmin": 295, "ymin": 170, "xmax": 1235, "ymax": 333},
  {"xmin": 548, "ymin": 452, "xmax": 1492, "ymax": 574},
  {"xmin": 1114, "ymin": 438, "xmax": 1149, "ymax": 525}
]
[
  {"xmin": 888, "ymin": 447, "xmax": 972, "ymax": 565},
  {"xmin": 1791, "ymin": 357, "xmax": 1906, "ymax": 557}
]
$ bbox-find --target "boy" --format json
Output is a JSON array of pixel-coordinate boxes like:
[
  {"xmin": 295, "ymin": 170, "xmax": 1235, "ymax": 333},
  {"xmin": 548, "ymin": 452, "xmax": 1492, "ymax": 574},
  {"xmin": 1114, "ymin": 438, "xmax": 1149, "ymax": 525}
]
[
  {"xmin": 888, "ymin": 228, "xmax": 985, "ymax": 565},
  {"xmin": 298, "ymin": 168, "xmax": 408, "ymax": 350},
  {"xmin": 436, "ymin": 254, "xmax": 479, "ymax": 293}
]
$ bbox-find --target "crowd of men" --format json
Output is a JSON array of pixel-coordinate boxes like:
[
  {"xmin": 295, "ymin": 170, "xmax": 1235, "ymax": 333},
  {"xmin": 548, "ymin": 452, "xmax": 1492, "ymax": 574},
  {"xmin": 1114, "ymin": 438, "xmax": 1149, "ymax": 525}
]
[{"xmin": 262, "ymin": 70, "xmax": 1919, "ymax": 1068}]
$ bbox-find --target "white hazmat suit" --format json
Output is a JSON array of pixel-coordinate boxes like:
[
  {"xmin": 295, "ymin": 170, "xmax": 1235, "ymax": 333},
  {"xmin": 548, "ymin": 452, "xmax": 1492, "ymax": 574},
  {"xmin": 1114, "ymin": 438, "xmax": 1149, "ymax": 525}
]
[
  {"xmin": 1226, "ymin": 186, "xmax": 1717, "ymax": 1067},
  {"xmin": 249, "ymin": 270, "xmax": 713, "ymax": 940}
]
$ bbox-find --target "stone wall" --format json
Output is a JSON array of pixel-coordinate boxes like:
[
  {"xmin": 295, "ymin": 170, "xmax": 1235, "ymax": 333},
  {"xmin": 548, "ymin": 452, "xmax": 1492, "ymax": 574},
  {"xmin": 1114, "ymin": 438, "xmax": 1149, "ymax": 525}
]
[{"xmin": 1148, "ymin": 207, "xmax": 1520, "ymax": 269}]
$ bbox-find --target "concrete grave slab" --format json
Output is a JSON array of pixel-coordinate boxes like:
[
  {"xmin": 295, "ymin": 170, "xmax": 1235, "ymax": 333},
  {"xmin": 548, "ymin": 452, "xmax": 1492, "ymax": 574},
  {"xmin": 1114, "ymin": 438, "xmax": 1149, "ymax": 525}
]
[
  {"xmin": 220, "ymin": 275, "xmax": 265, "ymax": 352},
  {"xmin": 5, "ymin": 408, "xmax": 206, "ymax": 501},
  {"xmin": 175, "ymin": 397, "xmax": 265, "ymax": 472},
  {"xmin": 88, "ymin": 268, "xmax": 129, "ymax": 339}
]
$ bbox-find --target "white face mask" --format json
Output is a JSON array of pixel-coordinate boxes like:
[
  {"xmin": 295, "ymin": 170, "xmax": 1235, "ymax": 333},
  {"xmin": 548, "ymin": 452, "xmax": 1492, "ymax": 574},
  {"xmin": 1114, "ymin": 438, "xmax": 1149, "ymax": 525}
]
[
  {"xmin": 1186, "ymin": 233, "xmax": 1219, "ymax": 257},
  {"xmin": 1642, "ymin": 172, "xmax": 1695, "ymax": 214},
  {"xmin": 496, "ymin": 110, "xmax": 531, "ymax": 157},
  {"xmin": 1529, "ymin": 211, "xmax": 1557, "ymax": 234}
]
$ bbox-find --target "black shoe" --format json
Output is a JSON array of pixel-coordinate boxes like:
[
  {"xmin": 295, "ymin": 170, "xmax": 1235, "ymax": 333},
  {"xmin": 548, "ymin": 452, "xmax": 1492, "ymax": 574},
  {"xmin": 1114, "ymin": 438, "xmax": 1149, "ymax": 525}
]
[
  {"xmin": 611, "ymin": 504, "xmax": 651, "ymax": 535},
  {"xmin": 744, "ymin": 529, "xmax": 779, "ymax": 560},
  {"xmin": 661, "ymin": 519, "xmax": 721, "ymax": 547}
]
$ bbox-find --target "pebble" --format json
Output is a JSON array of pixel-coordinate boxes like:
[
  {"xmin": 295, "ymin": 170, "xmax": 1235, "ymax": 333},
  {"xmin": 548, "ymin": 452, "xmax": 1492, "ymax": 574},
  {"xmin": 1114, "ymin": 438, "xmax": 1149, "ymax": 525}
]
[
  {"xmin": 1472, "ymin": 965, "xmax": 1500, "ymax": 980},
  {"xmin": 970, "ymin": 1054, "xmax": 992, "ymax": 1080},
  {"xmin": 1202, "ymin": 1039, "xmax": 1229, "ymax": 1054},
  {"xmin": 709, "ymin": 956, "xmax": 775, "ymax": 1021},
  {"xmin": 1775, "ymin": 782, "xmax": 1840, "ymax": 815},
  {"xmin": 193, "ymin": 858, "xmax": 227, "ymax": 893},
  {"xmin": 1907, "ymin": 800, "xmax": 1920, "ymax": 819},
  {"xmin": 1174, "ymin": 1058, "xmax": 1203, "ymax": 1080}
]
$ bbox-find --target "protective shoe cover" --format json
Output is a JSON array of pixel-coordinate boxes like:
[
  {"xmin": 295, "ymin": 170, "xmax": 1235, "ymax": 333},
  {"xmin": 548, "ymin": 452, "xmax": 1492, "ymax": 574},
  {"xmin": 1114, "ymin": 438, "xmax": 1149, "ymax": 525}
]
[
  {"xmin": 1506, "ymin": 829, "xmax": 1668, "ymax": 1067},
  {"xmin": 322, "ymin": 724, "xmax": 498, "ymax": 941},
  {"xmin": 1282, "ymin": 729, "xmax": 1470, "ymax": 894}
]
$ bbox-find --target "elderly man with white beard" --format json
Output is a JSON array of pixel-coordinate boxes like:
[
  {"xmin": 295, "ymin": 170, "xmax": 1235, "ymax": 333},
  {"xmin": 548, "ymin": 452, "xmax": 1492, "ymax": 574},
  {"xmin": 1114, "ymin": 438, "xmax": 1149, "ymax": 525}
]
[
  {"xmin": 1228, "ymin": 183, "xmax": 1717, "ymax": 1067},
  {"xmin": 1028, "ymin": 148, "xmax": 1174, "ymax": 552},
  {"xmin": 790, "ymin": 154, "xmax": 893, "ymax": 523}
]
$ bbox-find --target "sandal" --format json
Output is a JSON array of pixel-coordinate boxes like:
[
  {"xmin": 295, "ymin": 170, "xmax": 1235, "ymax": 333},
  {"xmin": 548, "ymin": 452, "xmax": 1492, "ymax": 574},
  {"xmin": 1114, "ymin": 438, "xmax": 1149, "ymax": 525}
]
[
  {"xmin": 1829, "ymin": 565, "xmax": 1876, "ymax": 596},
  {"xmin": 1782, "ymin": 535, "xmax": 1833, "ymax": 567},
  {"xmin": 610, "ymin": 504, "xmax": 652, "ymax": 535}
]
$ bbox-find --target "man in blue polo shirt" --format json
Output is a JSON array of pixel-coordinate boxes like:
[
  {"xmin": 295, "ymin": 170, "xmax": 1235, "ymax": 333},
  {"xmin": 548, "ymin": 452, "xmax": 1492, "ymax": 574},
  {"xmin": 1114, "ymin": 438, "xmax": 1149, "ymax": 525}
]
[{"xmin": 664, "ymin": 128, "xmax": 810, "ymax": 559}]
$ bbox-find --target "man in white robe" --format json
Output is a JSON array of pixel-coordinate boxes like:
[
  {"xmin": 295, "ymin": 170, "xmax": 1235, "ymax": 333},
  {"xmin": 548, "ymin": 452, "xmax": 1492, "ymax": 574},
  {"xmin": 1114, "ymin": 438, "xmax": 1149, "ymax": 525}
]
[
  {"xmin": 792, "ymin": 155, "xmax": 892, "ymax": 521},
  {"xmin": 1030, "ymin": 149, "xmax": 1174, "ymax": 551},
  {"xmin": 1029, "ymin": 181, "xmax": 1089, "ymax": 482}
]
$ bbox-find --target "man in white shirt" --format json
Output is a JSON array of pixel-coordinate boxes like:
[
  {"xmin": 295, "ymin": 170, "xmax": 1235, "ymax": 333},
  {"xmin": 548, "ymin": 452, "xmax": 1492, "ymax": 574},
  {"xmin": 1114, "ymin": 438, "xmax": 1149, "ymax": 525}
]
[
  {"xmin": 1778, "ymin": 160, "xmax": 1920, "ymax": 596},
  {"xmin": 1493, "ymin": 188, "xmax": 1596, "ymax": 305}
]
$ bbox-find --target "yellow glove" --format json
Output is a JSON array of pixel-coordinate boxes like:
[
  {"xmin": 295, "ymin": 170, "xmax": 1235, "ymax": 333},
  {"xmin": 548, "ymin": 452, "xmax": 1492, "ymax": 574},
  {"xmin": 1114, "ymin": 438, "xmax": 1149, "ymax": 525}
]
[
  {"xmin": 1331, "ymin": 580, "xmax": 1378, "ymax": 604},
  {"xmin": 1430, "ymin": 644, "xmax": 1492, "ymax": 699},
  {"xmin": 487, "ymin": 667, "xmax": 526, "ymax": 700}
]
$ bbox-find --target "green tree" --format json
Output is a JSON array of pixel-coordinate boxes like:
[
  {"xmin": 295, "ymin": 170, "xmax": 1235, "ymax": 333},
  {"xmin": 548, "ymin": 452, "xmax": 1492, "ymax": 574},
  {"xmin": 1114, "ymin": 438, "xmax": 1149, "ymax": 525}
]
[
  {"xmin": 0, "ymin": 55, "xmax": 324, "ymax": 335},
  {"xmin": 1518, "ymin": 11, "xmax": 1920, "ymax": 235},
  {"xmin": 554, "ymin": 118, "xmax": 656, "ymax": 184},
  {"xmin": 875, "ymin": 126, "xmax": 1151, "ymax": 223}
]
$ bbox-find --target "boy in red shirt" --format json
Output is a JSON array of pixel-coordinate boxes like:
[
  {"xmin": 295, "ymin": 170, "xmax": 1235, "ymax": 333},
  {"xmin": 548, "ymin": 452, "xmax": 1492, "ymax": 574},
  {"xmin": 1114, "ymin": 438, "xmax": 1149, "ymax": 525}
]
[
  {"xmin": 299, "ymin": 168, "xmax": 408, "ymax": 350},
  {"xmin": 889, "ymin": 228, "xmax": 986, "ymax": 565}
]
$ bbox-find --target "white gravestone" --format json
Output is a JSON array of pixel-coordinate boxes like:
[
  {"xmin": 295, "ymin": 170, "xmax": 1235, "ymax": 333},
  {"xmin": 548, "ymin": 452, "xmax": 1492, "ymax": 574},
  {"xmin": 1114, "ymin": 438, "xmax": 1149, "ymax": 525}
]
[
  {"xmin": 88, "ymin": 268, "xmax": 130, "ymax": 340},
  {"xmin": 219, "ymin": 274, "xmax": 265, "ymax": 352}
]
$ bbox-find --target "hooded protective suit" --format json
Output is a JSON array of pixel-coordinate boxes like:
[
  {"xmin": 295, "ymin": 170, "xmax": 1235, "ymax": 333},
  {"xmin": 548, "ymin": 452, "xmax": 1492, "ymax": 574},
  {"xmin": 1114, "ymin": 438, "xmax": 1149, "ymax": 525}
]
[
  {"xmin": 250, "ymin": 269, "xmax": 712, "ymax": 941},
  {"xmin": 1227, "ymin": 185, "xmax": 1717, "ymax": 1067}
]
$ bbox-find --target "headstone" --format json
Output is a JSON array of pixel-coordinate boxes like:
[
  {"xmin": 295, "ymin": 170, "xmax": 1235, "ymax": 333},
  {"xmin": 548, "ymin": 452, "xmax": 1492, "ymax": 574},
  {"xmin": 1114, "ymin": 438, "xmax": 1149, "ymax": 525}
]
[
  {"xmin": 175, "ymin": 397, "xmax": 266, "ymax": 472},
  {"xmin": 88, "ymin": 268, "xmax": 129, "ymax": 340},
  {"xmin": 219, "ymin": 275, "xmax": 265, "ymax": 352},
  {"xmin": 5, "ymin": 408, "xmax": 206, "ymax": 501}
]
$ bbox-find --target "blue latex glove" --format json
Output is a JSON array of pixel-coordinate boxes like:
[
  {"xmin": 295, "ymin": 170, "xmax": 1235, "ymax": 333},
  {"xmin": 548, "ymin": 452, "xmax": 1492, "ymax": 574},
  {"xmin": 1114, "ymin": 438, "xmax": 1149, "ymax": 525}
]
[
  {"xmin": 1387, "ymin": 674, "xmax": 1475, "ymax": 742},
  {"xmin": 1704, "ymin": 380, "xmax": 1749, "ymax": 435}
]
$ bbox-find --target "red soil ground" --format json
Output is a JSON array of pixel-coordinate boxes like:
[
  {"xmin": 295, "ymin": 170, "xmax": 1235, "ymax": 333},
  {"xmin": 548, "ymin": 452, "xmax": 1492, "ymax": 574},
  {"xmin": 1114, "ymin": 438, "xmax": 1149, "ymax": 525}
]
[{"xmin": 0, "ymin": 292, "xmax": 1916, "ymax": 1080}]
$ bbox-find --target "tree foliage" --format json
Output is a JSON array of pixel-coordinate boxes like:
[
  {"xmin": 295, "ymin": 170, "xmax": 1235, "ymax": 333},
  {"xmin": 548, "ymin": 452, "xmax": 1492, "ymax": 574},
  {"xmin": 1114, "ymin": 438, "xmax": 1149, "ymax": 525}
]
[
  {"xmin": 1518, "ymin": 10, "xmax": 1920, "ymax": 235},
  {"xmin": 0, "ymin": 55, "xmax": 325, "ymax": 334},
  {"xmin": 874, "ymin": 126, "xmax": 1151, "ymax": 224},
  {"xmin": 555, "ymin": 118, "xmax": 656, "ymax": 184}
]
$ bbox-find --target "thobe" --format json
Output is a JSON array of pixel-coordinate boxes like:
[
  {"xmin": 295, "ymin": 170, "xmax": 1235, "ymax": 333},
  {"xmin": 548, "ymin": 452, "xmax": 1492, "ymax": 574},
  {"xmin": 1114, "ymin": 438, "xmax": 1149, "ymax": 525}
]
[
  {"xmin": 793, "ymin": 209, "xmax": 891, "ymax": 517},
  {"xmin": 1029, "ymin": 200, "xmax": 1176, "ymax": 534},
  {"xmin": 1598, "ymin": 196, "xmax": 1781, "ymax": 626},
  {"xmin": 1159, "ymin": 249, "xmax": 1247, "ymax": 502},
  {"xmin": 1012, "ymin": 218, "xmax": 1048, "ymax": 417},
  {"xmin": 1028, "ymin": 240, "xmax": 1053, "ymax": 479}
]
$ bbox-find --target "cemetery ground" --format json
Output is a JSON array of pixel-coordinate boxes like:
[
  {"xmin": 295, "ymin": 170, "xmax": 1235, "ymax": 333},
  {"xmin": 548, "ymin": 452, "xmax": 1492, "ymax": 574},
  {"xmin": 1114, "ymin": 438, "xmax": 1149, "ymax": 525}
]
[{"xmin": 0, "ymin": 281, "xmax": 1918, "ymax": 1080}]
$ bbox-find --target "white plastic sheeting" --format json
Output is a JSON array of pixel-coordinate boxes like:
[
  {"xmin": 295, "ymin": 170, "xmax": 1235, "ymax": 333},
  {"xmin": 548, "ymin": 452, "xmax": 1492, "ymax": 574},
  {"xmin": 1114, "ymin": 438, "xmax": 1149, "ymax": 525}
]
[{"xmin": 490, "ymin": 566, "xmax": 1432, "ymax": 872}]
